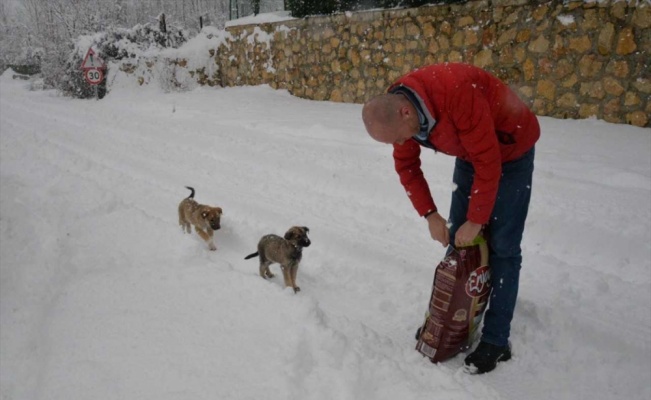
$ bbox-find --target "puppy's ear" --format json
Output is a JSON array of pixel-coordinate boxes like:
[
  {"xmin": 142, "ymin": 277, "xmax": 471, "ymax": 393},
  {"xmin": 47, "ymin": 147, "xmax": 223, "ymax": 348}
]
[
  {"xmin": 215, "ymin": 207, "xmax": 223, "ymax": 215},
  {"xmin": 284, "ymin": 230, "xmax": 295, "ymax": 240},
  {"xmin": 302, "ymin": 226, "xmax": 309, "ymax": 233}
]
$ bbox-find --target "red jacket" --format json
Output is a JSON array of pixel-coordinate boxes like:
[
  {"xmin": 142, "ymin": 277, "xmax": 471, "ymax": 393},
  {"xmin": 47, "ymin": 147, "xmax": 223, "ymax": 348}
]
[{"xmin": 389, "ymin": 63, "xmax": 540, "ymax": 224}]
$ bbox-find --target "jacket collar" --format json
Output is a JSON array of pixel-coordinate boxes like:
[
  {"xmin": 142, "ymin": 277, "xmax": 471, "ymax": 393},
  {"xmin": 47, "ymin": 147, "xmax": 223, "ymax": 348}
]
[{"xmin": 389, "ymin": 85, "xmax": 437, "ymax": 147}]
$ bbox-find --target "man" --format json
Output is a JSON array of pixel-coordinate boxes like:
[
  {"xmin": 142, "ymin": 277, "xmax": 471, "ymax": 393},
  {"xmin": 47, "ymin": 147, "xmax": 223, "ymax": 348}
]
[{"xmin": 362, "ymin": 63, "xmax": 540, "ymax": 374}]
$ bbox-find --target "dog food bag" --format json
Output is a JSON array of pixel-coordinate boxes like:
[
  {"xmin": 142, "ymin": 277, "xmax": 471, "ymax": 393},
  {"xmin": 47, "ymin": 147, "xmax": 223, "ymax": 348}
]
[{"xmin": 415, "ymin": 236, "xmax": 491, "ymax": 363}]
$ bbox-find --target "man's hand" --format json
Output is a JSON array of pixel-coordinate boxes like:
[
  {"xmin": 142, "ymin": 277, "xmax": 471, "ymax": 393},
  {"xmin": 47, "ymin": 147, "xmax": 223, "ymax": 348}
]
[
  {"xmin": 454, "ymin": 221, "xmax": 482, "ymax": 247},
  {"xmin": 426, "ymin": 212, "xmax": 449, "ymax": 247}
]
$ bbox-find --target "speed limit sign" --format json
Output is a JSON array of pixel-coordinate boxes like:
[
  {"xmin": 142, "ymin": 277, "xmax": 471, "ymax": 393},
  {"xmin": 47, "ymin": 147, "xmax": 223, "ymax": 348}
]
[{"xmin": 84, "ymin": 68, "xmax": 104, "ymax": 85}]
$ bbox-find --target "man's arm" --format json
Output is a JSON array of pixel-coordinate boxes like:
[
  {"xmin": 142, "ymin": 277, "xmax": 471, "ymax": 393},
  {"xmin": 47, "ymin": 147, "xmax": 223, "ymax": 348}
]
[
  {"xmin": 425, "ymin": 211, "xmax": 449, "ymax": 247},
  {"xmin": 393, "ymin": 141, "xmax": 451, "ymax": 247},
  {"xmin": 392, "ymin": 140, "xmax": 437, "ymax": 216}
]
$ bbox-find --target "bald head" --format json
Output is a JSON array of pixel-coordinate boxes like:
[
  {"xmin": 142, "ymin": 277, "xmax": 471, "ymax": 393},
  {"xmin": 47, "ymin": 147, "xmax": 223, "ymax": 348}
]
[{"xmin": 362, "ymin": 94, "xmax": 419, "ymax": 145}]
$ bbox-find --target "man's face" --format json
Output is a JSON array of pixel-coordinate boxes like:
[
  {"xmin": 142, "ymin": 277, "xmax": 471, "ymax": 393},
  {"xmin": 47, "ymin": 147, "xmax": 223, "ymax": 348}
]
[{"xmin": 365, "ymin": 122, "xmax": 414, "ymax": 145}]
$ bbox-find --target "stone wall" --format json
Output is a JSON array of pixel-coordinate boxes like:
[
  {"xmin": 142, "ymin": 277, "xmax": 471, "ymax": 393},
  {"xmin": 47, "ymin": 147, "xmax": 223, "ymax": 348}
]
[{"xmin": 129, "ymin": 0, "xmax": 651, "ymax": 127}]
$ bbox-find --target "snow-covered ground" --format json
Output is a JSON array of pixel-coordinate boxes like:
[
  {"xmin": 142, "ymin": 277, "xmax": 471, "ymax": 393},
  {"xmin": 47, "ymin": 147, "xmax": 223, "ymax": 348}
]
[{"xmin": 1, "ymin": 70, "xmax": 650, "ymax": 400}]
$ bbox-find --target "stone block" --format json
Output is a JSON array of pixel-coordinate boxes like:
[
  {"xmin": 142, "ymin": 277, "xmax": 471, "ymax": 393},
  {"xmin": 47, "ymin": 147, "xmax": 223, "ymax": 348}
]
[
  {"xmin": 604, "ymin": 98, "xmax": 621, "ymax": 117},
  {"xmin": 497, "ymin": 27, "xmax": 517, "ymax": 46},
  {"xmin": 538, "ymin": 58, "xmax": 554, "ymax": 75},
  {"xmin": 569, "ymin": 35, "xmax": 592, "ymax": 53},
  {"xmin": 578, "ymin": 55, "xmax": 603, "ymax": 77},
  {"xmin": 459, "ymin": 16, "xmax": 475, "ymax": 27},
  {"xmin": 516, "ymin": 29, "xmax": 531, "ymax": 43},
  {"xmin": 532, "ymin": 4, "xmax": 549, "ymax": 21},
  {"xmin": 518, "ymin": 86, "xmax": 533, "ymax": 99},
  {"xmin": 498, "ymin": 45, "xmax": 514, "ymax": 64},
  {"xmin": 603, "ymin": 77, "xmax": 625, "ymax": 96},
  {"xmin": 632, "ymin": 6, "xmax": 651, "ymax": 29},
  {"xmin": 523, "ymin": 58, "xmax": 535, "ymax": 81},
  {"xmin": 561, "ymin": 74, "xmax": 578, "ymax": 88},
  {"xmin": 580, "ymin": 81, "xmax": 605, "ymax": 99},
  {"xmin": 626, "ymin": 111, "xmax": 649, "ymax": 127},
  {"xmin": 579, "ymin": 103, "xmax": 600, "ymax": 118},
  {"xmin": 616, "ymin": 27, "xmax": 637, "ymax": 55},
  {"xmin": 633, "ymin": 78, "xmax": 651, "ymax": 93},
  {"xmin": 423, "ymin": 23, "xmax": 436, "ymax": 37},
  {"xmin": 474, "ymin": 49, "xmax": 494, "ymax": 67},
  {"xmin": 452, "ymin": 31, "xmax": 465, "ymax": 48},
  {"xmin": 465, "ymin": 29, "xmax": 479, "ymax": 46},
  {"xmin": 537, "ymin": 79, "xmax": 556, "ymax": 100},
  {"xmin": 528, "ymin": 35, "xmax": 549, "ymax": 53},
  {"xmin": 624, "ymin": 92, "xmax": 641, "ymax": 107},
  {"xmin": 610, "ymin": 1, "xmax": 627, "ymax": 20},
  {"xmin": 556, "ymin": 92, "xmax": 578, "ymax": 109},
  {"xmin": 449, "ymin": 50, "xmax": 463, "ymax": 62},
  {"xmin": 605, "ymin": 60, "xmax": 629, "ymax": 78},
  {"xmin": 553, "ymin": 59, "xmax": 574, "ymax": 79},
  {"xmin": 597, "ymin": 23, "xmax": 615, "ymax": 55}
]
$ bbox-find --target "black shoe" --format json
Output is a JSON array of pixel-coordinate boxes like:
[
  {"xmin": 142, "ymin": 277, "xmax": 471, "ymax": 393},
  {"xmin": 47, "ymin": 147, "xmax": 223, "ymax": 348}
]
[
  {"xmin": 464, "ymin": 341, "xmax": 511, "ymax": 374},
  {"xmin": 415, "ymin": 326, "xmax": 422, "ymax": 340}
]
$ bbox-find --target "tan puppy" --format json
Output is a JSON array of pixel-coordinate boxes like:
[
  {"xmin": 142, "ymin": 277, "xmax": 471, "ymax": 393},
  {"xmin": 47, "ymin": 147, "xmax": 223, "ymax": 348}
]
[
  {"xmin": 244, "ymin": 226, "xmax": 311, "ymax": 293},
  {"xmin": 178, "ymin": 186, "xmax": 223, "ymax": 251}
]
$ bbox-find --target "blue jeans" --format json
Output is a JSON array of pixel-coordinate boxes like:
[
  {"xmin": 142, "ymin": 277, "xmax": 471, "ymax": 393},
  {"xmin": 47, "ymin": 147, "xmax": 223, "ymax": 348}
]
[{"xmin": 448, "ymin": 147, "xmax": 535, "ymax": 347}]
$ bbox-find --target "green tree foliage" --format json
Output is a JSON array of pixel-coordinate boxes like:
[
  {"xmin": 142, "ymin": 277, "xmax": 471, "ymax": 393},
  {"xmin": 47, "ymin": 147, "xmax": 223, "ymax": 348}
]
[
  {"xmin": 288, "ymin": 0, "xmax": 467, "ymax": 18},
  {"xmin": 286, "ymin": 0, "xmax": 338, "ymax": 18}
]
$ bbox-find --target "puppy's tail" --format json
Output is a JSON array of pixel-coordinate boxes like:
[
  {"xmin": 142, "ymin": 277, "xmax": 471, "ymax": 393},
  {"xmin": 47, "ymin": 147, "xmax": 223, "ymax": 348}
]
[
  {"xmin": 244, "ymin": 252, "xmax": 259, "ymax": 260},
  {"xmin": 185, "ymin": 186, "xmax": 195, "ymax": 199}
]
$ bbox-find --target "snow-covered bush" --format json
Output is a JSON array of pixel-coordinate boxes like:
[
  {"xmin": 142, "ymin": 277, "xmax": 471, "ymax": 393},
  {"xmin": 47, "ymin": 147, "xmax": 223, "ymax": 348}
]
[{"xmin": 58, "ymin": 23, "xmax": 188, "ymax": 99}]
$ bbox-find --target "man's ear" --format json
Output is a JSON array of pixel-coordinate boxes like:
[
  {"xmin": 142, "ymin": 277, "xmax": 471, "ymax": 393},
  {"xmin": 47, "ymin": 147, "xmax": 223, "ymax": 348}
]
[{"xmin": 399, "ymin": 104, "xmax": 413, "ymax": 119}]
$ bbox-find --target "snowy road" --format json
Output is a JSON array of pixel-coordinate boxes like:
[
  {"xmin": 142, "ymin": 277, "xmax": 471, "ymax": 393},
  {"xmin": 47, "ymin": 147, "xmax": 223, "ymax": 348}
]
[{"xmin": 1, "ymin": 73, "xmax": 650, "ymax": 400}]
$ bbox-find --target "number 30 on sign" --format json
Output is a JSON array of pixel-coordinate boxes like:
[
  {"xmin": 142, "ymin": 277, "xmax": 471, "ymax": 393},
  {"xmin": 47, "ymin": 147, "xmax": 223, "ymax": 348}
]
[{"xmin": 84, "ymin": 68, "xmax": 104, "ymax": 85}]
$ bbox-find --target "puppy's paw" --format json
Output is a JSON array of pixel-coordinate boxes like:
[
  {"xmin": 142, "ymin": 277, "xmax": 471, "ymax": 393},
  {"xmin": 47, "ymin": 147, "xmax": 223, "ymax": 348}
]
[
  {"xmin": 209, "ymin": 244, "xmax": 217, "ymax": 251},
  {"xmin": 293, "ymin": 286, "xmax": 301, "ymax": 293}
]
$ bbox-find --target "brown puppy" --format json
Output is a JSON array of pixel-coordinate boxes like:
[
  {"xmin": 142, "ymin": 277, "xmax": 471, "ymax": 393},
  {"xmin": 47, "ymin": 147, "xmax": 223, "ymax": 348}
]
[
  {"xmin": 178, "ymin": 186, "xmax": 223, "ymax": 251},
  {"xmin": 244, "ymin": 226, "xmax": 311, "ymax": 293}
]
